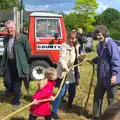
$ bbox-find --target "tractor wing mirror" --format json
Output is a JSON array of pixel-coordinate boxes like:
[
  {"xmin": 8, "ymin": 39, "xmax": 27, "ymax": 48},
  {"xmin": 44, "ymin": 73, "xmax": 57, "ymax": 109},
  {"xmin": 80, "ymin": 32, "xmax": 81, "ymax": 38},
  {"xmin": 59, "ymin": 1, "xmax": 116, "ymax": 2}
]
[{"xmin": 54, "ymin": 33, "xmax": 59, "ymax": 40}]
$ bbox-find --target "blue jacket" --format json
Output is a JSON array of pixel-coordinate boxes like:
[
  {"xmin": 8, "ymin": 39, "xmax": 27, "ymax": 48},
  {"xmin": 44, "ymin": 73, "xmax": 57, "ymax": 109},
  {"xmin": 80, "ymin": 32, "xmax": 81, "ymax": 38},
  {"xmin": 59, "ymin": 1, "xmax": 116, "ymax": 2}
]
[{"xmin": 92, "ymin": 37, "xmax": 120, "ymax": 87}]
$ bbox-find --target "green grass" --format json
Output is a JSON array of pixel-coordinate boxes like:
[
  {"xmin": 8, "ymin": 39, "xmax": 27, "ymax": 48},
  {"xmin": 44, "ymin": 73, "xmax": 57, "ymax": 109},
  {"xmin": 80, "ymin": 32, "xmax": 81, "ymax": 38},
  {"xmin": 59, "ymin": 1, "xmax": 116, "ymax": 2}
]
[{"xmin": 0, "ymin": 41, "xmax": 120, "ymax": 120}]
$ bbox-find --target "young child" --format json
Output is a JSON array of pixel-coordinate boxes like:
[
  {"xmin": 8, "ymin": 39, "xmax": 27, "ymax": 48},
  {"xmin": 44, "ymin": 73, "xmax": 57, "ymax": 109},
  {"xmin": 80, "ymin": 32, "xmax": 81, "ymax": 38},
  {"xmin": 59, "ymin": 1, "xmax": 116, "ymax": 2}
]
[{"xmin": 28, "ymin": 67, "xmax": 57, "ymax": 120}]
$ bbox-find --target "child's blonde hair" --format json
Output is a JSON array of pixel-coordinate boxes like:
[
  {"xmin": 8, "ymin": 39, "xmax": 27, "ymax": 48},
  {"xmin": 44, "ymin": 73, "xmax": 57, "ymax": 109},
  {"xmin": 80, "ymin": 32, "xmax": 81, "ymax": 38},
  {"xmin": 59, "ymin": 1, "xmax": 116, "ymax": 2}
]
[{"xmin": 44, "ymin": 67, "xmax": 57, "ymax": 80}]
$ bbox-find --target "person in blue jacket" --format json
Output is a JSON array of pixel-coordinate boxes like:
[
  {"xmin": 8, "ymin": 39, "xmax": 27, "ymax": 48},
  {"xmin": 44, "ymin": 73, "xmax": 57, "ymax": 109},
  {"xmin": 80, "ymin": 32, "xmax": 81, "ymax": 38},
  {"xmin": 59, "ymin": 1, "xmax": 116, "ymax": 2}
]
[{"xmin": 91, "ymin": 25, "xmax": 120, "ymax": 120}]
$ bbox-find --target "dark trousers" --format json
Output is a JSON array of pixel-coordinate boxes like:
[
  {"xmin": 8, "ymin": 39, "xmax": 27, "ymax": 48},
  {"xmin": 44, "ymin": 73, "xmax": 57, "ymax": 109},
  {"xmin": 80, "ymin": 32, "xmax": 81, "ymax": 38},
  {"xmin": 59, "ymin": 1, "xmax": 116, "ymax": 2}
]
[
  {"xmin": 62, "ymin": 83, "xmax": 76, "ymax": 105},
  {"xmin": 56, "ymin": 78, "xmax": 76, "ymax": 104},
  {"xmin": 93, "ymin": 82, "xmax": 117, "ymax": 119},
  {"xmin": 4, "ymin": 60, "xmax": 22, "ymax": 105},
  {"xmin": 67, "ymin": 83, "xmax": 76, "ymax": 105},
  {"xmin": 28, "ymin": 114, "xmax": 51, "ymax": 120},
  {"xmin": 3, "ymin": 66, "xmax": 11, "ymax": 92},
  {"xmin": 52, "ymin": 82, "xmax": 76, "ymax": 113},
  {"xmin": 55, "ymin": 78, "xmax": 76, "ymax": 105}
]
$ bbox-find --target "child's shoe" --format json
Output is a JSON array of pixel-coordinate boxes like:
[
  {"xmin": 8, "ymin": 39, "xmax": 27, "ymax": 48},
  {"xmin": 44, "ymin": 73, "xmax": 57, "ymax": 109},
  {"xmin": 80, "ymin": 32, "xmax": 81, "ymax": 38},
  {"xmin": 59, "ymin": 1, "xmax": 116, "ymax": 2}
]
[{"xmin": 51, "ymin": 112, "xmax": 59, "ymax": 119}]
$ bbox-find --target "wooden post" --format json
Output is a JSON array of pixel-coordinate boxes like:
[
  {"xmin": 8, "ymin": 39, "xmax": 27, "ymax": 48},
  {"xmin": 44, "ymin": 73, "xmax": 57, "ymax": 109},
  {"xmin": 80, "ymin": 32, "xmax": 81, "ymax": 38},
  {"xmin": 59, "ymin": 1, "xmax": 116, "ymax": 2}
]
[
  {"xmin": 16, "ymin": 11, "xmax": 20, "ymax": 33},
  {"xmin": 20, "ymin": 9, "xmax": 24, "ymax": 33},
  {"xmin": 13, "ymin": 7, "xmax": 17, "ymax": 24},
  {"xmin": 13, "ymin": 7, "xmax": 20, "ymax": 33},
  {"xmin": 20, "ymin": 0, "xmax": 24, "ymax": 33}
]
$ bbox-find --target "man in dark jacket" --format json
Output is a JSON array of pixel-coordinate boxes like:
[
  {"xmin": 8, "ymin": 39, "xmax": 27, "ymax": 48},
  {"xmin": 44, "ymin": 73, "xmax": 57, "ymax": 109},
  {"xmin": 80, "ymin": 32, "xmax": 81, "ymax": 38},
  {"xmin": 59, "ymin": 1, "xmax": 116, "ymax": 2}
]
[
  {"xmin": 91, "ymin": 25, "xmax": 120, "ymax": 120},
  {"xmin": 0, "ymin": 20, "xmax": 31, "ymax": 108},
  {"xmin": 76, "ymin": 28, "xmax": 87, "ymax": 52}
]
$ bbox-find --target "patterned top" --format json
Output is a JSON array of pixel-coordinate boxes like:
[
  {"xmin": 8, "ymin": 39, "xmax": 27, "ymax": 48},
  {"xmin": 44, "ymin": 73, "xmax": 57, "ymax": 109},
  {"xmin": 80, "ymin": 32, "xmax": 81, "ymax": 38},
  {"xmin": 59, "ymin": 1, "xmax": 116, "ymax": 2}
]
[{"xmin": 7, "ymin": 37, "xmax": 15, "ymax": 59}]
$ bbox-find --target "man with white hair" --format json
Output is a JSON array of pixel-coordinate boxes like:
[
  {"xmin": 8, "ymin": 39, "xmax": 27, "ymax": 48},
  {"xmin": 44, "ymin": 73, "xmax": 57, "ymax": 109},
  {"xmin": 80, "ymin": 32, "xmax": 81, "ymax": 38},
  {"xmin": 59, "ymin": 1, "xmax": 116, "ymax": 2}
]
[{"xmin": 0, "ymin": 20, "xmax": 31, "ymax": 108}]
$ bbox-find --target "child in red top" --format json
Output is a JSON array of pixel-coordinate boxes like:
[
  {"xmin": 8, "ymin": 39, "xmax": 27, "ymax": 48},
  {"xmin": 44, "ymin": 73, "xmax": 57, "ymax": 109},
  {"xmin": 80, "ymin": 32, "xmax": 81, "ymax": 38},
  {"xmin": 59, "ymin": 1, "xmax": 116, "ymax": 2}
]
[{"xmin": 28, "ymin": 67, "xmax": 57, "ymax": 120}]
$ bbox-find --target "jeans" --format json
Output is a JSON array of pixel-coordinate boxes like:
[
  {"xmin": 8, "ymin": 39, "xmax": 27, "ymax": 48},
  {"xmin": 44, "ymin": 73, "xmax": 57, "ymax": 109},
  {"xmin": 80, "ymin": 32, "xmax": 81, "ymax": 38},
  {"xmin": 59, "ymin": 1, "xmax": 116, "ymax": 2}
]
[
  {"xmin": 52, "ymin": 82, "xmax": 76, "ymax": 113},
  {"xmin": 52, "ymin": 84, "xmax": 66, "ymax": 113}
]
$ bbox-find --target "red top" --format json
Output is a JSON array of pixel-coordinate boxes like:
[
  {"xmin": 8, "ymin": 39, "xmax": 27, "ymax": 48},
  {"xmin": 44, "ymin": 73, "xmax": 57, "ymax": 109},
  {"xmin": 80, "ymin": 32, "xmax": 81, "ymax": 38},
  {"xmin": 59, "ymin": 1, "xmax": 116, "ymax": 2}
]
[{"xmin": 30, "ymin": 80, "xmax": 56, "ymax": 117}]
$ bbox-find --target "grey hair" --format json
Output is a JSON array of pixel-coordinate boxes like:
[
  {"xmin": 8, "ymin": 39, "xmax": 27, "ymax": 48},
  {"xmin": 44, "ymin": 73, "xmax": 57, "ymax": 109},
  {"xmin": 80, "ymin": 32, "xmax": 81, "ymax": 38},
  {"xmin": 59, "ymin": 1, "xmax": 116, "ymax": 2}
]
[
  {"xmin": 94, "ymin": 25, "xmax": 109, "ymax": 38},
  {"xmin": 5, "ymin": 20, "xmax": 16, "ymax": 27}
]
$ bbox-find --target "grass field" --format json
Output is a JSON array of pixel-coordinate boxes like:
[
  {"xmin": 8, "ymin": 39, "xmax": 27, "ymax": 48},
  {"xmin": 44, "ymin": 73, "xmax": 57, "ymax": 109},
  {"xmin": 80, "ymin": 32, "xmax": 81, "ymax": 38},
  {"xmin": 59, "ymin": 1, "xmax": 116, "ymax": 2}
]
[{"xmin": 0, "ymin": 41, "xmax": 120, "ymax": 120}]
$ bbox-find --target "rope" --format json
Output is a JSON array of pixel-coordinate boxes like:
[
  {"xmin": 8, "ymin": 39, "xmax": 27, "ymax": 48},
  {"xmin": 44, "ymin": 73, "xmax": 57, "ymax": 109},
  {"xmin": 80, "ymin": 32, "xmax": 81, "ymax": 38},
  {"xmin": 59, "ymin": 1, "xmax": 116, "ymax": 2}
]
[
  {"xmin": 82, "ymin": 94, "xmax": 94, "ymax": 108},
  {"xmin": 2, "ymin": 99, "xmax": 51, "ymax": 120},
  {"xmin": 80, "ymin": 61, "xmax": 95, "ymax": 115},
  {"xmin": 2, "ymin": 60, "xmax": 95, "ymax": 120}
]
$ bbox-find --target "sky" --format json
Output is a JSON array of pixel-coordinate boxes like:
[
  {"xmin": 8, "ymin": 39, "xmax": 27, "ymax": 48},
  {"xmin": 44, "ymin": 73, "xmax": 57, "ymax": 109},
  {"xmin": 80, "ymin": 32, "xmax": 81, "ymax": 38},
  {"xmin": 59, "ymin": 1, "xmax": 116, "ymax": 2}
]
[{"xmin": 21, "ymin": 0, "xmax": 120, "ymax": 14}]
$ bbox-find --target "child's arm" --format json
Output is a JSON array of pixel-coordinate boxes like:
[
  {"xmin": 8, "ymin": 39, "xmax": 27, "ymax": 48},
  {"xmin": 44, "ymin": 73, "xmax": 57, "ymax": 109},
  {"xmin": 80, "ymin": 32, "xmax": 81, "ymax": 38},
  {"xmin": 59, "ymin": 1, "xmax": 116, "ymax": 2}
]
[
  {"xmin": 32, "ymin": 99, "xmax": 38, "ymax": 104},
  {"xmin": 50, "ymin": 96, "xmax": 55, "ymax": 101},
  {"xmin": 32, "ymin": 95, "xmax": 55, "ymax": 105}
]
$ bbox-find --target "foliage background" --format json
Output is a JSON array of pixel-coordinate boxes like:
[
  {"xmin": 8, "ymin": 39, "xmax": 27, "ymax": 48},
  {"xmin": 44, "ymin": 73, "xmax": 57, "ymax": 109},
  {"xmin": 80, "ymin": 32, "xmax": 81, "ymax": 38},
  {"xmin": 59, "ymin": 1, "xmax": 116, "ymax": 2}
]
[
  {"xmin": 0, "ymin": 0, "xmax": 20, "ymax": 11},
  {"xmin": 94, "ymin": 8, "xmax": 120, "ymax": 40},
  {"xmin": 1, "ymin": 0, "xmax": 120, "ymax": 40}
]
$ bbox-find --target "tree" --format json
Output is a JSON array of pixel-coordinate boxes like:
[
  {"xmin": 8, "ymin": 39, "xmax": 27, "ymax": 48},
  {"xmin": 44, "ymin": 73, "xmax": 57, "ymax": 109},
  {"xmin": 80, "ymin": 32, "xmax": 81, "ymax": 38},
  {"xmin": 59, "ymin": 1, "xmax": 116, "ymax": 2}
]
[
  {"xmin": 64, "ymin": 13, "xmax": 77, "ymax": 31},
  {"xmin": 73, "ymin": 0, "xmax": 98, "ymax": 31},
  {"xmin": 0, "ymin": 0, "xmax": 20, "ymax": 11},
  {"xmin": 49, "ymin": 10, "xmax": 57, "ymax": 14},
  {"xmin": 94, "ymin": 8, "xmax": 120, "ymax": 28},
  {"xmin": 102, "ymin": 8, "xmax": 120, "ymax": 28},
  {"xmin": 109, "ymin": 29, "xmax": 120, "ymax": 40},
  {"xmin": 94, "ymin": 8, "xmax": 120, "ymax": 40},
  {"xmin": 94, "ymin": 15, "xmax": 105, "ymax": 25},
  {"xmin": 109, "ymin": 19, "xmax": 120, "ymax": 40},
  {"xmin": 74, "ymin": 0, "xmax": 98, "ymax": 16},
  {"xmin": 23, "ymin": 20, "xmax": 29, "ymax": 29},
  {"xmin": 111, "ymin": 19, "xmax": 120, "ymax": 31}
]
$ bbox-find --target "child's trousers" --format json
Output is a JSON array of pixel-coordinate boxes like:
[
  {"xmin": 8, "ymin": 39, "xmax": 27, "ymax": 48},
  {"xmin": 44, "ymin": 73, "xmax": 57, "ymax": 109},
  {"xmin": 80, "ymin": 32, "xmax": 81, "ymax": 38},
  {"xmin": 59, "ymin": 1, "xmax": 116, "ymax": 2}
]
[
  {"xmin": 52, "ymin": 82, "xmax": 76, "ymax": 113},
  {"xmin": 28, "ymin": 114, "xmax": 51, "ymax": 120}
]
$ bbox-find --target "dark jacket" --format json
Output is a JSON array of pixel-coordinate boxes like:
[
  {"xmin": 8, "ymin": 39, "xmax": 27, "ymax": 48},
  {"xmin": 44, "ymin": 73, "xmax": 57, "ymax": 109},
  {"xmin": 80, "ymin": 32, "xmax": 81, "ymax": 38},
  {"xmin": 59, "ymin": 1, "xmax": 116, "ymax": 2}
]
[
  {"xmin": 0, "ymin": 33, "xmax": 31, "ymax": 78},
  {"xmin": 92, "ymin": 37, "xmax": 120, "ymax": 87}
]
